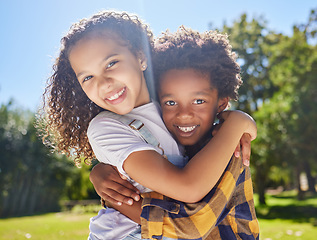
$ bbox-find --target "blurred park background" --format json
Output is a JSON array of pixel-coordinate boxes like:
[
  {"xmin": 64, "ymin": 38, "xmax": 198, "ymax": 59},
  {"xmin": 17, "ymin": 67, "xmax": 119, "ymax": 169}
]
[{"xmin": 0, "ymin": 0, "xmax": 316, "ymax": 239}]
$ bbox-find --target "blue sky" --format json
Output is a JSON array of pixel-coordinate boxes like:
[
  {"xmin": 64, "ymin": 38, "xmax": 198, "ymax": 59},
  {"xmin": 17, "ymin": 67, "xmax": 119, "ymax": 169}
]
[{"xmin": 0, "ymin": 0, "xmax": 316, "ymax": 111}]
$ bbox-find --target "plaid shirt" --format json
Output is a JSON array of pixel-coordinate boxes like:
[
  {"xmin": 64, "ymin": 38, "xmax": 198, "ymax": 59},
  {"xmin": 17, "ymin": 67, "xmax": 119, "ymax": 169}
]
[{"xmin": 140, "ymin": 156, "xmax": 259, "ymax": 240}]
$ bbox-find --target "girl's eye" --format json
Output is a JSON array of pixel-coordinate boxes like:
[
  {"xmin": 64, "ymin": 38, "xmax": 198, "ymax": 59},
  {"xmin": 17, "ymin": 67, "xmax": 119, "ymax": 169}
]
[
  {"xmin": 194, "ymin": 99, "xmax": 205, "ymax": 104},
  {"xmin": 165, "ymin": 100, "xmax": 177, "ymax": 106},
  {"xmin": 107, "ymin": 60, "xmax": 119, "ymax": 69},
  {"xmin": 83, "ymin": 76, "xmax": 93, "ymax": 82}
]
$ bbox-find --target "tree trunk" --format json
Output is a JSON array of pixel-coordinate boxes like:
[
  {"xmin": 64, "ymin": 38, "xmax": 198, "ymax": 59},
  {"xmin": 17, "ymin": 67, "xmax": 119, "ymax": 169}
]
[
  {"xmin": 6, "ymin": 170, "xmax": 23, "ymax": 216},
  {"xmin": 20, "ymin": 173, "xmax": 34, "ymax": 215},
  {"xmin": 255, "ymin": 165, "xmax": 266, "ymax": 205},
  {"xmin": 295, "ymin": 164, "xmax": 305, "ymax": 200},
  {"xmin": 303, "ymin": 160, "xmax": 316, "ymax": 193}
]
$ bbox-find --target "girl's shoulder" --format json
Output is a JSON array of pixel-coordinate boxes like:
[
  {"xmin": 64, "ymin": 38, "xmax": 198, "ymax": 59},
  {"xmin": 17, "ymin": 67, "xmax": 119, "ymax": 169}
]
[{"xmin": 87, "ymin": 111, "xmax": 128, "ymax": 138}]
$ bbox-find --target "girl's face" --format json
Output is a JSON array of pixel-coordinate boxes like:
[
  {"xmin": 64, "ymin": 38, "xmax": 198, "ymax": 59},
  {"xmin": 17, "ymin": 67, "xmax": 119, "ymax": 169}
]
[
  {"xmin": 69, "ymin": 34, "xmax": 150, "ymax": 115},
  {"xmin": 159, "ymin": 69, "xmax": 228, "ymax": 146}
]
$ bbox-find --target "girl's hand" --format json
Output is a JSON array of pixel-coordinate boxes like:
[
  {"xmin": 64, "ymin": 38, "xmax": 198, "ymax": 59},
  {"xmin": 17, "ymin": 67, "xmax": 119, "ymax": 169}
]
[
  {"xmin": 234, "ymin": 133, "xmax": 251, "ymax": 166},
  {"xmin": 218, "ymin": 110, "xmax": 257, "ymax": 140},
  {"xmin": 215, "ymin": 111, "xmax": 255, "ymax": 166},
  {"xmin": 89, "ymin": 163, "xmax": 140, "ymax": 206},
  {"xmin": 213, "ymin": 125, "xmax": 252, "ymax": 166}
]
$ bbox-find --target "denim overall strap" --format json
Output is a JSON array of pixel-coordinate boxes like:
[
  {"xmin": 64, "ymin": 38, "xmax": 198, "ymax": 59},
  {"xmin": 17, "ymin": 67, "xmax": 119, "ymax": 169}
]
[{"xmin": 102, "ymin": 111, "xmax": 166, "ymax": 158}]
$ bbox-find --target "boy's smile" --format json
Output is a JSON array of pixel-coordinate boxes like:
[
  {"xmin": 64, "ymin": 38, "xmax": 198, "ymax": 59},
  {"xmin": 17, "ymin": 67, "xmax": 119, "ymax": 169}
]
[
  {"xmin": 175, "ymin": 124, "xmax": 200, "ymax": 142},
  {"xmin": 159, "ymin": 69, "xmax": 228, "ymax": 146},
  {"xmin": 178, "ymin": 125, "xmax": 197, "ymax": 133}
]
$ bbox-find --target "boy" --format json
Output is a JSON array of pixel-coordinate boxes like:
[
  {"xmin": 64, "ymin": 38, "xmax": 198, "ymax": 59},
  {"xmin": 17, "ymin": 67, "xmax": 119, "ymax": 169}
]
[{"xmin": 90, "ymin": 27, "xmax": 259, "ymax": 239}]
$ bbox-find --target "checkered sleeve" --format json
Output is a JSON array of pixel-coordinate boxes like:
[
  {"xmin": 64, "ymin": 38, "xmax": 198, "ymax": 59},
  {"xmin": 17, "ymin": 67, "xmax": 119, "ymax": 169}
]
[
  {"xmin": 210, "ymin": 166, "xmax": 259, "ymax": 239},
  {"xmin": 140, "ymin": 156, "xmax": 252, "ymax": 240}
]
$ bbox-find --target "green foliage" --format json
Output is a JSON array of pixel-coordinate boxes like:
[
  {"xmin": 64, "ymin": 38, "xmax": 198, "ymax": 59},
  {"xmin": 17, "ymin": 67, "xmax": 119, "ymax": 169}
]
[
  {"xmin": 70, "ymin": 204, "xmax": 101, "ymax": 214},
  {"xmin": 222, "ymin": 14, "xmax": 278, "ymax": 113},
  {"xmin": 258, "ymin": 26, "xmax": 317, "ymax": 195},
  {"xmin": 0, "ymin": 102, "xmax": 97, "ymax": 217},
  {"xmin": 63, "ymin": 161, "xmax": 99, "ymax": 201},
  {"xmin": 215, "ymin": 8, "xmax": 317, "ymax": 203}
]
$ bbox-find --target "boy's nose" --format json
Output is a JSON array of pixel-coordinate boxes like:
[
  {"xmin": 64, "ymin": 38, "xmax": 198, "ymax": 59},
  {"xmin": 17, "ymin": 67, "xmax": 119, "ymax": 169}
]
[{"xmin": 176, "ymin": 107, "xmax": 194, "ymax": 119}]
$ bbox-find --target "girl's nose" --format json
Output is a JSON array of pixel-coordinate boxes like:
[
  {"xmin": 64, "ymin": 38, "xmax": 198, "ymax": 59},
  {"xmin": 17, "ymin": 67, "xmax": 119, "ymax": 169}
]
[{"xmin": 97, "ymin": 76, "xmax": 113, "ymax": 91}]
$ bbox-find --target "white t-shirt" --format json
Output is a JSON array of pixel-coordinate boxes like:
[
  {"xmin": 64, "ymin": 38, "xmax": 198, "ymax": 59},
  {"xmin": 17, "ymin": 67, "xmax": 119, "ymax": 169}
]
[{"xmin": 87, "ymin": 102, "xmax": 185, "ymax": 240}]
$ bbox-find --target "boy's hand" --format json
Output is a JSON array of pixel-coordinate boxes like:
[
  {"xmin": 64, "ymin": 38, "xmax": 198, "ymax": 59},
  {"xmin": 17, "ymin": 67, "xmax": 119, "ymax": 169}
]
[{"xmin": 89, "ymin": 163, "xmax": 140, "ymax": 206}]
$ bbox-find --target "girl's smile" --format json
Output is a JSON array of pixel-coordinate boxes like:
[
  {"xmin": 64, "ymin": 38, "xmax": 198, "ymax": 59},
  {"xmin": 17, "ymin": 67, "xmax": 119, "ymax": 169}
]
[
  {"xmin": 105, "ymin": 87, "xmax": 126, "ymax": 103},
  {"xmin": 69, "ymin": 33, "xmax": 150, "ymax": 115}
]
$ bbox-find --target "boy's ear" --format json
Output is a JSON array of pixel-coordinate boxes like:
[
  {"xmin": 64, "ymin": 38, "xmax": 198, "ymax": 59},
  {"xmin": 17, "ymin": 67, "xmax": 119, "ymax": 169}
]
[{"xmin": 217, "ymin": 97, "xmax": 229, "ymax": 113}]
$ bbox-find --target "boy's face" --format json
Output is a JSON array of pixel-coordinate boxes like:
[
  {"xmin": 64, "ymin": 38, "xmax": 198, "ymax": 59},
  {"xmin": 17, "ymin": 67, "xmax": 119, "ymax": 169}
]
[{"xmin": 159, "ymin": 69, "xmax": 228, "ymax": 146}]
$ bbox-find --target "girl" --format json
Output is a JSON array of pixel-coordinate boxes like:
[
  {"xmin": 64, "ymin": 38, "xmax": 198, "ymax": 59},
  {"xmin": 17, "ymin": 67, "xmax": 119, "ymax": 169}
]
[{"xmin": 41, "ymin": 10, "xmax": 256, "ymax": 240}]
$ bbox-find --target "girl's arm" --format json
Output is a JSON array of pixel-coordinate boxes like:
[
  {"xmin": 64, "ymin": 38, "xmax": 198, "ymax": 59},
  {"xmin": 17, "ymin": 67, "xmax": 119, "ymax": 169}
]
[
  {"xmin": 90, "ymin": 133, "xmax": 252, "ymax": 206},
  {"xmin": 123, "ymin": 110, "xmax": 256, "ymax": 203}
]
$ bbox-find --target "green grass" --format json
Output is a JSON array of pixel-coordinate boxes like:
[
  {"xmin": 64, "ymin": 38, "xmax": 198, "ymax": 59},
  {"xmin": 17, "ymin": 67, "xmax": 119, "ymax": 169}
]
[
  {"xmin": 0, "ymin": 191, "xmax": 316, "ymax": 240},
  {"xmin": 0, "ymin": 212, "xmax": 93, "ymax": 240},
  {"xmin": 254, "ymin": 190, "xmax": 317, "ymax": 240}
]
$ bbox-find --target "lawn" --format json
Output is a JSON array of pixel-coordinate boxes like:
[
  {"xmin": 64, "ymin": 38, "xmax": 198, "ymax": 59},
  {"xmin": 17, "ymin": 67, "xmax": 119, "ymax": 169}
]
[
  {"xmin": 0, "ymin": 212, "xmax": 92, "ymax": 240},
  {"xmin": 253, "ymin": 190, "xmax": 317, "ymax": 240},
  {"xmin": 0, "ymin": 191, "xmax": 316, "ymax": 240}
]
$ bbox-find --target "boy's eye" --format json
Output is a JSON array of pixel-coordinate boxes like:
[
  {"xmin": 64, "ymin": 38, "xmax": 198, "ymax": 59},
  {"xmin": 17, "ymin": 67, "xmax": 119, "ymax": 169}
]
[
  {"xmin": 83, "ymin": 76, "xmax": 93, "ymax": 82},
  {"xmin": 165, "ymin": 100, "xmax": 177, "ymax": 106},
  {"xmin": 194, "ymin": 99, "xmax": 205, "ymax": 104},
  {"xmin": 107, "ymin": 60, "xmax": 119, "ymax": 69}
]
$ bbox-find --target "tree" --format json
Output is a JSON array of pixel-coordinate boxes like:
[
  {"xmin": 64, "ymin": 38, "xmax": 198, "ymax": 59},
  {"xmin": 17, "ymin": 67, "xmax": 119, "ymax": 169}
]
[
  {"xmin": 213, "ymin": 14, "xmax": 280, "ymax": 204},
  {"xmin": 0, "ymin": 102, "xmax": 97, "ymax": 217},
  {"xmin": 211, "ymin": 9, "xmax": 317, "ymax": 204},
  {"xmin": 221, "ymin": 14, "xmax": 278, "ymax": 113},
  {"xmin": 267, "ymin": 25, "xmax": 317, "ymax": 195}
]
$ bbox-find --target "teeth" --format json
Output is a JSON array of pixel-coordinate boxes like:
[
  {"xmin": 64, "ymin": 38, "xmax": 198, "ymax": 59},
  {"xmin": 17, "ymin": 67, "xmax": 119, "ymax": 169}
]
[
  {"xmin": 107, "ymin": 88, "xmax": 125, "ymax": 101},
  {"xmin": 178, "ymin": 126, "xmax": 196, "ymax": 133}
]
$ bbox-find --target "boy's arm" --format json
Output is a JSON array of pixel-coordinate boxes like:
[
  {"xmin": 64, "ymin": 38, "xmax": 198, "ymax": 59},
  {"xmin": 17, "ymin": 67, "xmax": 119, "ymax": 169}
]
[
  {"xmin": 90, "ymin": 163, "xmax": 143, "ymax": 224},
  {"xmin": 90, "ymin": 163, "xmax": 140, "ymax": 206},
  {"xmin": 107, "ymin": 198, "xmax": 142, "ymax": 224}
]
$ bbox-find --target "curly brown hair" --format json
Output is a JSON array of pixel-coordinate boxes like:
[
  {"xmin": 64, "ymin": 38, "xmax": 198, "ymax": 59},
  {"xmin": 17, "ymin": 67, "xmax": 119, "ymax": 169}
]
[
  {"xmin": 152, "ymin": 26, "xmax": 242, "ymax": 100},
  {"xmin": 39, "ymin": 10, "xmax": 153, "ymax": 167}
]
